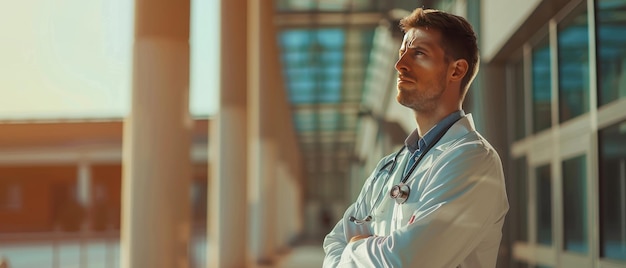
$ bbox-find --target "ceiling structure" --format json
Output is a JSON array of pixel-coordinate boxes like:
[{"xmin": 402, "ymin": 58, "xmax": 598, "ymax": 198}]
[{"xmin": 274, "ymin": 0, "xmax": 433, "ymax": 199}]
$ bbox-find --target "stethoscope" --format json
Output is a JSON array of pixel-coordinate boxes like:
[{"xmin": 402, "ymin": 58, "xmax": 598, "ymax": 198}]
[
  {"xmin": 349, "ymin": 117, "xmax": 460, "ymax": 225},
  {"xmin": 349, "ymin": 146, "xmax": 404, "ymax": 224}
]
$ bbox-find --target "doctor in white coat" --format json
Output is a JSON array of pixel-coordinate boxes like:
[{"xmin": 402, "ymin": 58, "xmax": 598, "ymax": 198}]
[{"xmin": 323, "ymin": 7, "xmax": 509, "ymax": 268}]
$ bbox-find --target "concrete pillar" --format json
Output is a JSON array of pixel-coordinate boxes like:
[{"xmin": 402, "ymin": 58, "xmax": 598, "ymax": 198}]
[
  {"xmin": 248, "ymin": 140, "xmax": 277, "ymax": 264},
  {"xmin": 207, "ymin": 0, "xmax": 248, "ymax": 267},
  {"xmin": 120, "ymin": 0, "xmax": 191, "ymax": 267},
  {"xmin": 248, "ymin": 0, "xmax": 279, "ymax": 264}
]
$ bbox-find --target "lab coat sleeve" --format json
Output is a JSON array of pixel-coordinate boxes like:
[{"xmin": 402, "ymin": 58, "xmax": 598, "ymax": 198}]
[
  {"xmin": 339, "ymin": 140, "xmax": 509, "ymax": 267},
  {"xmin": 322, "ymin": 204, "xmax": 367, "ymax": 268},
  {"xmin": 322, "ymin": 216, "xmax": 348, "ymax": 267},
  {"xmin": 322, "ymin": 156, "xmax": 392, "ymax": 268}
]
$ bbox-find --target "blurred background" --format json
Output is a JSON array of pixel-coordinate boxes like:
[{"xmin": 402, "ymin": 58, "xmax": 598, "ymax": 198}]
[{"xmin": 0, "ymin": 0, "xmax": 625, "ymax": 267}]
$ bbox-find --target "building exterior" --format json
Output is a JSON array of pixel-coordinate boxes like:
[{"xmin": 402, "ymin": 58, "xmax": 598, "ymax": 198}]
[{"xmin": 0, "ymin": 119, "xmax": 210, "ymax": 234}]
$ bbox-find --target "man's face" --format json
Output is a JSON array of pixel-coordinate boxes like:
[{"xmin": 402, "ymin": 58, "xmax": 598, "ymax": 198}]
[{"xmin": 394, "ymin": 27, "xmax": 450, "ymax": 112}]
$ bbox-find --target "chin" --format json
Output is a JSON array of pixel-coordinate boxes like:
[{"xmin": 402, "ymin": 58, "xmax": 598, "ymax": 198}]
[
  {"xmin": 396, "ymin": 94, "xmax": 412, "ymax": 108},
  {"xmin": 395, "ymin": 91, "xmax": 404, "ymax": 103}
]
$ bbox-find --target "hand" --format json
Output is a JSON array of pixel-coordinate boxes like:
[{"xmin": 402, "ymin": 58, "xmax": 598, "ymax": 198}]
[{"xmin": 349, "ymin": 234, "xmax": 371, "ymax": 243}]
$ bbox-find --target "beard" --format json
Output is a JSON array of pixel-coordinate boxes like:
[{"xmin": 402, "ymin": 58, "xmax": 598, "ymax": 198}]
[{"xmin": 396, "ymin": 74, "xmax": 447, "ymax": 112}]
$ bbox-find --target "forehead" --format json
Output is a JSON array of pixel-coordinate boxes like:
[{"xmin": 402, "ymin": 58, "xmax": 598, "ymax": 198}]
[{"xmin": 401, "ymin": 27, "xmax": 443, "ymax": 50}]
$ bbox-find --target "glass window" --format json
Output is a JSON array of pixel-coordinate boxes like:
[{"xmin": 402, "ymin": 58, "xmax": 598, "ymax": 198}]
[
  {"xmin": 515, "ymin": 157, "xmax": 529, "ymax": 242},
  {"xmin": 562, "ymin": 155, "xmax": 588, "ymax": 254},
  {"xmin": 599, "ymin": 120, "xmax": 626, "ymax": 261},
  {"xmin": 536, "ymin": 164, "xmax": 552, "ymax": 245},
  {"xmin": 512, "ymin": 59, "xmax": 527, "ymax": 140},
  {"xmin": 532, "ymin": 36, "xmax": 552, "ymax": 133},
  {"xmin": 557, "ymin": 3, "xmax": 589, "ymax": 122},
  {"xmin": 596, "ymin": 0, "xmax": 626, "ymax": 106}
]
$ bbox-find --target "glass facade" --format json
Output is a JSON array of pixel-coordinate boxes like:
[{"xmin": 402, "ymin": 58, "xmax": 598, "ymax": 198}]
[
  {"xmin": 472, "ymin": 0, "xmax": 626, "ymax": 268},
  {"xmin": 532, "ymin": 36, "xmax": 552, "ymax": 133},
  {"xmin": 596, "ymin": 0, "xmax": 626, "ymax": 106},
  {"xmin": 562, "ymin": 155, "xmax": 588, "ymax": 254},
  {"xmin": 496, "ymin": 0, "xmax": 626, "ymax": 266},
  {"xmin": 536, "ymin": 164, "xmax": 552, "ymax": 246},
  {"xmin": 599, "ymin": 120, "xmax": 626, "ymax": 261},
  {"xmin": 557, "ymin": 3, "xmax": 589, "ymax": 122}
]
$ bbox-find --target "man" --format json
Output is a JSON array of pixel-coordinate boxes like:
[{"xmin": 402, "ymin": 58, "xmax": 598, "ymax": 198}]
[{"xmin": 323, "ymin": 8, "xmax": 509, "ymax": 268}]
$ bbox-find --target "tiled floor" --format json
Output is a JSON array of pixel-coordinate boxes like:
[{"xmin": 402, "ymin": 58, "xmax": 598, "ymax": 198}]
[{"xmin": 0, "ymin": 236, "xmax": 326, "ymax": 268}]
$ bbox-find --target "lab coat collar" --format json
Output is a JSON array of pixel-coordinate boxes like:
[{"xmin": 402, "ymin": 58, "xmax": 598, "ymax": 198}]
[
  {"xmin": 404, "ymin": 110, "xmax": 466, "ymax": 154},
  {"xmin": 404, "ymin": 129, "xmax": 420, "ymax": 153},
  {"xmin": 433, "ymin": 113, "xmax": 476, "ymax": 152},
  {"xmin": 401, "ymin": 114, "xmax": 476, "ymax": 184}
]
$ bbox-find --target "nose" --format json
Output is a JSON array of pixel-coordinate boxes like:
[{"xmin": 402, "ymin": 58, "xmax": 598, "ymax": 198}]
[{"xmin": 395, "ymin": 52, "xmax": 408, "ymax": 73}]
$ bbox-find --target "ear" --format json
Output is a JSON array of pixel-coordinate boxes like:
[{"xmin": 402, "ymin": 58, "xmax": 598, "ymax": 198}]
[{"xmin": 449, "ymin": 59, "xmax": 468, "ymax": 82}]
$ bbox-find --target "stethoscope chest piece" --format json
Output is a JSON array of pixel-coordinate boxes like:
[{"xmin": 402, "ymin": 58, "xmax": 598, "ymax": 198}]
[
  {"xmin": 348, "ymin": 215, "xmax": 372, "ymax": 225},
  {"xmin": 389, "ymin": 183, "xmax": 410, "ymax": 204}
]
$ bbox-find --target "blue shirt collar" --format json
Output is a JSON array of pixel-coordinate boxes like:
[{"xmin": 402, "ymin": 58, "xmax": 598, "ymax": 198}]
[{"xmin": 404, "ymin": 110, "xmax": 465, "ymax": 154}]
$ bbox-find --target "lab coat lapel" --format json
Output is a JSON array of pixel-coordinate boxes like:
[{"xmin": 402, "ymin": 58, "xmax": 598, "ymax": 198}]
[
  {"xmin": 404, "ymin": 114, "xmax": 476, "ymax": 190},
  {"xmin": 370, "ymin": 148, "xmax": 411, "ymax": 235}
]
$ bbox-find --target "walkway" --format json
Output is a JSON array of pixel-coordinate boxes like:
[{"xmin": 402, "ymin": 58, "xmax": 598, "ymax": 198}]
[
  {"xmin": 273, "ymin": 240, "xmax": 325, "ymax": 268},
  {"xmin": 0, "ymin": 235, "xmax": 325, "ymax": 268}
]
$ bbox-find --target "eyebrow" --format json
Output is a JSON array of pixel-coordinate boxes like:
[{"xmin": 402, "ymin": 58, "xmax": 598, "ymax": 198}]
[
  {"xmin": 406, "ymin": 41, "xmax": 435, "ymax": 51},
  {"xmin": 399, "ymin": 44, "xmax": 431, "ymax": 55}
]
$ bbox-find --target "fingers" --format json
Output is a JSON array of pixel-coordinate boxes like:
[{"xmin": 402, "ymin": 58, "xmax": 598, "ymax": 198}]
[{"xmin": 349, "ymin": 234, "xmax": 371, "ymax": 243}]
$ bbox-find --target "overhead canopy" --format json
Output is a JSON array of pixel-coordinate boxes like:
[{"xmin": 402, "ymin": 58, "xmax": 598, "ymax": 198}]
[{"xmin": 275, "ymin": 0, "xmax": 431, "ymax": 199}]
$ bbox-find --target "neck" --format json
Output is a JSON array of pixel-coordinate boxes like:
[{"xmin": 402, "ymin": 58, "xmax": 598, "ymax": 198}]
[
  {"xmin": 413, "ymin": 107, "xmax": 459, "ymax": 137},
  {"xmin": 413, "ymin": 83, "xmax": 464, "ymax": 136}
]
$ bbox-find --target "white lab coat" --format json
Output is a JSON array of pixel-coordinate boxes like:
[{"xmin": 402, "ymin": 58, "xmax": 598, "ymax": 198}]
[{"xmin": 323, "ymin": 114, "xmax": 509, "ymax": 268}]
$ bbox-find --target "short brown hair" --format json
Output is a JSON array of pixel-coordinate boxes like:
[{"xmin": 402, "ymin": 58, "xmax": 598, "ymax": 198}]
[{"xmin": 399, "ymin": 8, "xmax": 479, "ymax": 94}]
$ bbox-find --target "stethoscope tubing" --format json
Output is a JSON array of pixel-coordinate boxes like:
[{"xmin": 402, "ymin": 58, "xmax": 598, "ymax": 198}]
[
  {"xmin": 349, "ymin": 116, "xmax": 462, "ymax": 224},
  {"xmin": 350, "ymin": 146, "xmax": 405, "ymax": 225}
]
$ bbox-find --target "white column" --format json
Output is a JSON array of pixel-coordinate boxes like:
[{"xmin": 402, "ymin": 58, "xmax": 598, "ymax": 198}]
[
  {"xmin": 248, "ymin": 0, "xmax": 279, "ymax": 264},
  {"xmin": 120, "ymin": 0, "xmax": 192, "ymax": 267},
  {"xmin": 207, "ymin": 0, "xmax": 248, "ymax": 267},
  {"xmin": 248, "ymin": 141, "xmax": 277, "ymax": 264}
]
